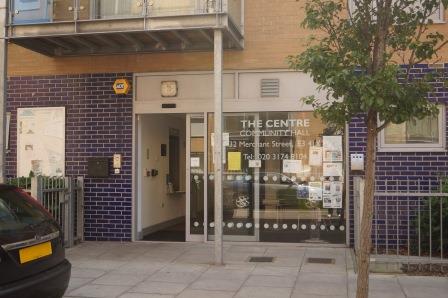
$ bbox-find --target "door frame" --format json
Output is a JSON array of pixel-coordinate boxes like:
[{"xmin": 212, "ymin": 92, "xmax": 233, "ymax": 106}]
[
  {"xmin": 186, "ymin": 113, "xmax": 207, "ymax": 242},
  {"xmin": 212, "ymin": 112, "xmax": 259, "ymax": 242},
  {"xmin": 186, "ymin": 112, "xmax": 260, "ymax": 242}
]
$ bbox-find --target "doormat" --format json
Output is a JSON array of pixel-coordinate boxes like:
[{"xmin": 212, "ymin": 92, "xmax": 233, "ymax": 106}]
[
  {"xmin": 307, "ymin": 258, "xmax": 335, "ymax": 264},
  {"xmin": 248, "ymin": 256, "xmax": 274, "ymax": 263}
]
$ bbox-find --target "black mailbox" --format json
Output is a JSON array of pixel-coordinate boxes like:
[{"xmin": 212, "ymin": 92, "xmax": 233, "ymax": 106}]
[{"xmin": 87, "ymin": 157, "xmax": 110, "ymax": 178}]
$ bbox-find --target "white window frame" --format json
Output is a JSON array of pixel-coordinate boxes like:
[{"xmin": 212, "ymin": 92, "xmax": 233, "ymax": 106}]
[
  {"xmin": 348, "ymin": 1, "xmax": 445, "ymax": 23},
  {"xmin": 378, "ymin": 104, "xmax": 446, "ymax": 152},
  {"xmin": 427, "ymin": 2, "xmax": 445, "ymax": 23}
]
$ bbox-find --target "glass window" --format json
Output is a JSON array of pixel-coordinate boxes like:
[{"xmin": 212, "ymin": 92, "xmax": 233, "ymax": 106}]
[
  {"xmin": 348, "ymin": 0, "xmax": 444, "ymax": 23},
  {"xmin": 206, "ymin": 112, "xmax": 346, "ymax": 244},
  {"xmin": 380, "ymin": 105, "xmax": 445, "ymax": 151},
  {"xmin": 189, "ymin": 117, "xmax": 205, "ymax": 235}
]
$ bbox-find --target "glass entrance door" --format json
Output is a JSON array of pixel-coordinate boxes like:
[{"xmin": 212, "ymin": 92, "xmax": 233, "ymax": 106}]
[
  {"xmin": 187, "ymin": 112, "xmax": 346, "ymax": 244},
  {"xmin": 187, "ymin": 115, "xmax": 206, "ymax": 241},
  {"xmin": 207, "ymin": 114, "xmax": 259, "ymax": 241}
]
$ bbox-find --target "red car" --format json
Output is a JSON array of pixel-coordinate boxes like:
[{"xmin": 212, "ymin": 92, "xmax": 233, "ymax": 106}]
[{"xmin": 0, "ymin": 185, "xmax": 71, "ymax": 298}]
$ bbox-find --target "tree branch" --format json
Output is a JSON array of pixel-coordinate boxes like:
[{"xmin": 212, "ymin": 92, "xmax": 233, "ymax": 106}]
[{"xmin": 376, "ymin": 120, "xmax": 390, "ymax": 132}]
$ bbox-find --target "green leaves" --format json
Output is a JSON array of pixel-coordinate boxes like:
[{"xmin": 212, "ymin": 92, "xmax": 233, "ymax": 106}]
[{"xmin": 290, "ymin": 0, "xmax": 445, "ymax": 130}]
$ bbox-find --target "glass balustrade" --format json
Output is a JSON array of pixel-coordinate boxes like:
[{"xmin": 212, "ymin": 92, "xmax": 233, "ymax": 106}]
[
  {"xmin": 10, "ymin": 0, "xmax": 243, "ymax": 25},
  {"xmin": 227, "ymin": 0, "xmax": 242, "ymax": 31}
]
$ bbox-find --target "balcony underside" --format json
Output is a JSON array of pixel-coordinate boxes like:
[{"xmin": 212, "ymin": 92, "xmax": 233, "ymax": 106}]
[{"xmin": 8, "ymin": 15, "xmax": 243, "ymax": 56}]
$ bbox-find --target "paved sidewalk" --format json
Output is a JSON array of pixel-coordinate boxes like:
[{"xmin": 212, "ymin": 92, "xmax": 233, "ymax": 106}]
[{"xmin": 63, "ymin": 242, "xmax": 448, "ymax": 298}]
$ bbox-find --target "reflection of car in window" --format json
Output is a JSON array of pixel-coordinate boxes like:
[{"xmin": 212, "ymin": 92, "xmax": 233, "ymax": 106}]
[{"xmin": 222, "ymin": 172, "xmax": 323, "ymax": 210}]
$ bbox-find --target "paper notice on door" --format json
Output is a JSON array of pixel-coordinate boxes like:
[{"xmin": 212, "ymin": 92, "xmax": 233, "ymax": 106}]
[
  {"xmin": 323, "ymin": 136, "xmax": 343, "ymax": 162},
  {"xmin": 228, "ymin": 152, "xmax": 242, "ymax": 171},
  {"xmin": 322, "ymin": 181, "xmax": 343, "ymax": 208},
  {"xmin": 323, "ymin": 163, "xmax": 343, "ymax": 177},
  {"xmin": 332, "ymin": 181, "xmax": 343, "ymax": 208},
  {"xmin": 323, "ymin": 181, "xmax": 332, "ymax": 208},
  {"xmin": 211, "ymin": 133, "xmax": 230, "ymax": 147},
  {"xmin": 190, "ymin": 157, "xmax": 200, "ymax": 168},
  {"xmin": 249, "ymin": 160, "xmax": 262, "ymax": 168},
  {"xmin": 283, "ymin": 160, "xmax": 302, "ymax": 174},
  {"xmin": 309, "ymin": 147, "xmax": 323, "ymax": 166},
  {"xmin": 309, "ymin": 181, "xmax": 323, "ymax": 201}
]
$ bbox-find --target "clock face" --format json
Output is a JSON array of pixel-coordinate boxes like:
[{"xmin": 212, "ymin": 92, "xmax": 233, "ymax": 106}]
[{"xmin": 161, "ymin": 81, "xmax": 178, "ymax": 97}]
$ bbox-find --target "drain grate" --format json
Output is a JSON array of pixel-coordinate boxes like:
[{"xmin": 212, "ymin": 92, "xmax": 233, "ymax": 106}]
[
  {"xmin": 249, "ymin": 256, "xmax": 274, "ymax": 263},
  {"xmin": 307, "ymin": 258, "xmax": 335, "ymax": 264}
]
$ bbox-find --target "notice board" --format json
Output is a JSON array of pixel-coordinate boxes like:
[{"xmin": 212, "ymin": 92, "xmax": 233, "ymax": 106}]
[{"xmin": 17, "ymin": 107, "xmax": 65, "ymax": 177}]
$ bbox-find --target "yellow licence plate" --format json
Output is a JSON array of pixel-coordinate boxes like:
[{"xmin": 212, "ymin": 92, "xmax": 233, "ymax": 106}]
[{"xmin": 19, "ymin": 242, "xmax": 52, "ymax": 264}]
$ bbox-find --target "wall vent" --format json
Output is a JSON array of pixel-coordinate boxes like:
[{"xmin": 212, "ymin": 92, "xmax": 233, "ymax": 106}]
[{"xmin": 260, "ymin": 79, "xmax": 280, "ymax": 98}]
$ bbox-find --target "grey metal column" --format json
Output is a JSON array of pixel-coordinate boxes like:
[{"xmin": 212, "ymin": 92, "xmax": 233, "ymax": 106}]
[
  {"xmin": 0, "ymin": 0, "xmax": 8, "ymax": 183},
  {"xmin": 213, "ymin": 28, "xmax": 224, "ymax": 265}
]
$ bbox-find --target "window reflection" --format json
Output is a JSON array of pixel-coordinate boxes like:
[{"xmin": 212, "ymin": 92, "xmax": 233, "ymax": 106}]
[{"xmin": 206, "ymin": 112, "xmax": 346, "ymax": 244}]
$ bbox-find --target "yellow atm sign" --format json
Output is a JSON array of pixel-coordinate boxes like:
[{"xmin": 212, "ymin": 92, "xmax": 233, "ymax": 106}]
[{"xmin": 113, "ymin": 79, "xmax": 131, "ymax": 95}]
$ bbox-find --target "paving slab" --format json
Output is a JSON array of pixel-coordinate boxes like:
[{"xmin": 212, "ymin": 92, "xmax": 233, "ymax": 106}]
[
  {"xmin": 66, "ymin": 277, "xmax": 94, "ymax": 293},
  {"xmin": 252, "ymin": 265, "xmax": 299, "ymax": 276},
  {"xmin": 190, "ymin": 277, "xmax": 246, "ymax": 291},
  {"xmin": 130, "ymin": 281, "xmax": 188, "ymax": 295},
  {"xmin": 113, "ymin": 262, "xmax": 165, "ymax": 275},
  {"xmin": 293, "ymin": 280, "xmax": 348, "ymax": 297},
  {"xmin": 70, "ymin": 267, "xmax": 107, "ymax": 279},
  {"xmin": 119, "ymin": 294, "xmax": 174, "ymax": 298},
  {"xmin": 92, "ymin": 273, "xmax": 147, "ymax": 286},
  {"xmin": 177, "ymin": 289, "xmax": 236, "ymax": 298},
  {"xmin": 235, "ymin": 286, "xmax": 293, "ymax": 298},
  {"xmin": 67, "ymin": 284, "xmax": 131, "ymax": 298},
  {"xmin": 64, "ymin": 242, "xmax": 448, "ymax": 298},
  {"xmin": 297, "ymin": 272, "xmax": 348, "ymax": 284},
  {"xmin": 244, "ymin": 275, "xmax": 296, "ymax": 288},
  {"xmin": 74, "ymin": 259, "xmax": 126, "ymax": 271},
  {"xmin": 200, "ymin": 268, "xmax": 252, "ymax": 281},
  {"xmin": 401, "ymin": 284, "xmax": 448, "ymax": 298},
  {"xmin": 147, "ymin": 271, "xmax": 202, "ymax": 284}
]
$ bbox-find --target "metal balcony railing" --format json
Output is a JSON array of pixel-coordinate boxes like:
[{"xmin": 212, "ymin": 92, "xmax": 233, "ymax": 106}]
[
  {"xmin": 9, "ymin": 0, "xmax": 242, "ymax": 31},
  {"xmin": 8, "ymin": 0, "xmax": 244, "ymax": 56}
]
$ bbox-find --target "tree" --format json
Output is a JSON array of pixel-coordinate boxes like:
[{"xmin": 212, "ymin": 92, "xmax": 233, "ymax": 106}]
[{"xmin": 288, "ymin": 0, "xmax": 448, "ymax": 297}]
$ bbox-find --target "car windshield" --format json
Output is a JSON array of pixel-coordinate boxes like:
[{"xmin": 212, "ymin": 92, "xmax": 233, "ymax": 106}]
[{"xmin": 0, "ymin": 188, "xmax": 50, "ymax": 236}]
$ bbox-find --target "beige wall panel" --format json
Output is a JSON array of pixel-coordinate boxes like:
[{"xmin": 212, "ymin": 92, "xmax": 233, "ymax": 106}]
[
  {"xmin": 7, "ymin": 0, "xmax": 448, "ymax": 76},
  {"xmin": 238, "ymin": 71, "xmax": 326, "ymax": 101},
  {"xmin": 136, "ymin": 73, "xmax": 235, "ymax": 101}
]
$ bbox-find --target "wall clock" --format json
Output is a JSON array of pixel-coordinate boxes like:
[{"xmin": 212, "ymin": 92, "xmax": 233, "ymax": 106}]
[{"xmin": 161, "ymin": 81, "xmax": 178, "ymax": 97}]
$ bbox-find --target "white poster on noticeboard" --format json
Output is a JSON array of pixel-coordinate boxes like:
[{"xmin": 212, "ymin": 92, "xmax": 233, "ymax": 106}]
[
  {"xmin": 283, "ymin": 160, "xmax": 302, "ymax": 174},
  {"xmin": 309, "ymin": 146, "xmax": 323, "ymax": 166},
  {"xmin": 190, "ymin": 157, "xmax": 201, "ymax": 168},
  {"xmin": 323, "ymin": 136, "xmax": 343, "ymax": 162},
  {"xmin": 309, "ymin": 181, "xmax": 323, "ymax": 201},
  {"xmin": 323, "ymin": 181, "xmax": 343, "ymax": 208},
  {"xmin": 17, "ymin": 107, "xmax": 65, "ymax": 177},
  {"xmin": 323, "ymin": 162, "xmax": 343, "ymax": 177},
  {"xmin": 331, "ymin": 181, "xmax": 343, "ymax": 208}
]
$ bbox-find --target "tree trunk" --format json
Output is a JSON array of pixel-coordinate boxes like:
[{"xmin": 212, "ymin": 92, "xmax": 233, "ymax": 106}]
[{"xmin": 356, "ymin": 110, "xmax": 378, "ymax": 298}]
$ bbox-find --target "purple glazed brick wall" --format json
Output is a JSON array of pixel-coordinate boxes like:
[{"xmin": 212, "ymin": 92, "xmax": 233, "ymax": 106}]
[
  {"xmin": 348, "ymin": 63, "xmax": 448, "ymax": 247},
  {"xmin": 6, "ymin": 73, "xmax": 133, "ymax": 241},
  {"xmin": 6, "ymin": 65, "xmax": 445, "ymax": 246}
]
